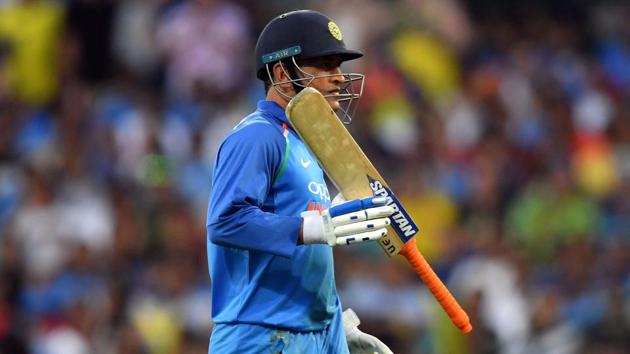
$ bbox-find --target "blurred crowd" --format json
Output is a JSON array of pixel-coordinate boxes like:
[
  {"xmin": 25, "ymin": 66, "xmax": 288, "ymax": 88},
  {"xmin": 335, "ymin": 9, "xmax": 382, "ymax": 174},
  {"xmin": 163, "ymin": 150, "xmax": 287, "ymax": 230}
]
[{"xmin": 0, "ymin": 0, "xmax": 629, "ymax": 353}]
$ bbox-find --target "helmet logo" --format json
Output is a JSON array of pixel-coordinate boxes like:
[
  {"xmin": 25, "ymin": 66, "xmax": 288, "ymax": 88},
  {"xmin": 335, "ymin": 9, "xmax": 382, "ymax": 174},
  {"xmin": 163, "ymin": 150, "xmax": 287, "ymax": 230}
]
[{"xmin": 328, "ymin": 21, "xmax": 343, "ymax": 41}]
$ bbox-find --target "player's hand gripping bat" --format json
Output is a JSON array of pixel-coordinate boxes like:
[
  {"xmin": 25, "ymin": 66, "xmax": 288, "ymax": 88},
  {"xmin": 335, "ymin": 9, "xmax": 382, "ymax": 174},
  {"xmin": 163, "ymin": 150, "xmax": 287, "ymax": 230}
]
[{"xmin": 286, "ymin": 87, "xmax": 472, "ymax": 334}]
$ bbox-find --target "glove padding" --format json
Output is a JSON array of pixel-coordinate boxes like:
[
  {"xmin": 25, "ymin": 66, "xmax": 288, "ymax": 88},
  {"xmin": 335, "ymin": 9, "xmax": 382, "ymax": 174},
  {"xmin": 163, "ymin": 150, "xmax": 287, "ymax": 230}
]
[
  {"xmin": 301, "ymin": 196, "xmax": 394, "ymax": 246},
  {"xmin": 343, "ymin": 309, "xmax": 394, "ymax": 354}
]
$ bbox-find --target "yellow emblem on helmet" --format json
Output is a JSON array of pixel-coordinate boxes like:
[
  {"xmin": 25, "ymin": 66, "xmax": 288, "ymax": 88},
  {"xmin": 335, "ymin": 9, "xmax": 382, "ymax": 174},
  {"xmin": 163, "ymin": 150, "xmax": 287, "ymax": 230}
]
[{"xmin": 328, "ymin": 21, "xmax": 343, "ymax": 41}]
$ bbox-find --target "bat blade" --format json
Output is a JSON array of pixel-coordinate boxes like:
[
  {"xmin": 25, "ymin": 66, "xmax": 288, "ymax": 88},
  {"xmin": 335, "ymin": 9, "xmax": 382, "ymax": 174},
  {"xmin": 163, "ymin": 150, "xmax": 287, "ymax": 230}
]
[
  {"xmin": 285, "ymin": 88, "xmax": 416, "ymax": 256},
  {"xmin": 286, "ymin": 87, "xmax": 472, "ymax": 334}
]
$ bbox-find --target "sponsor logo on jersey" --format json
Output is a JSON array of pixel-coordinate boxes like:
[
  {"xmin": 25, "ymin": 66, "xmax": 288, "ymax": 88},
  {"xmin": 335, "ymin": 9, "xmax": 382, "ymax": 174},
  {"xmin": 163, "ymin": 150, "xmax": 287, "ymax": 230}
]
[
  {"xmin": 368, "ymin": 176, "xmax": 418, "ymax": 242},
  {"xmin": 308, "ymin": 181, "xmax": 330, "ymax": 202}
]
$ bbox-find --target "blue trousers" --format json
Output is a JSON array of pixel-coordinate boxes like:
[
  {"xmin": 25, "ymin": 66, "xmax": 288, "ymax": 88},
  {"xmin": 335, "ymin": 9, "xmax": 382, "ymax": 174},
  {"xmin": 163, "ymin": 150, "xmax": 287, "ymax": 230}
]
[{"xmin": 209, "ymin": 310, "xmax": 349, "ymax": 354}]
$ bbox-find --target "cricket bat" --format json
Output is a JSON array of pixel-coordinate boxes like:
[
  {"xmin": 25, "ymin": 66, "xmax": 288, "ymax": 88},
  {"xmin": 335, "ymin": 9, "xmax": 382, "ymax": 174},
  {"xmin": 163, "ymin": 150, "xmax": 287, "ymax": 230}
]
[{"xmin": 286, "ymin": 87, "xmax": 472, "ymax": 334}]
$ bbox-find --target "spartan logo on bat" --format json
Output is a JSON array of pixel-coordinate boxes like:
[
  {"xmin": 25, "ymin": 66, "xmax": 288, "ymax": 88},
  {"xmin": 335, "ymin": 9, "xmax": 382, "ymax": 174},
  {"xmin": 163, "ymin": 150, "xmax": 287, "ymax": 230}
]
[{"xmin": 368, "ymin": 176, "xmax": 418, "ymax": 242}]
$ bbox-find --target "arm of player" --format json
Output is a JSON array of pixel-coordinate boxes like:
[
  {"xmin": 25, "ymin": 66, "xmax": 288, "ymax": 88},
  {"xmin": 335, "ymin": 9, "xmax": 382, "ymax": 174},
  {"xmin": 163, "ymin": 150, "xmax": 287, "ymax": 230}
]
[
  {"xmin": 207, "ymin": 123, "xmax": 302, "ymax": 258},
  {"xmin": 343, "ymin": 308, "xmax": 394, "ymax": 354},
  {"xmin": 300, "ymin": 196, "xmax": 394, "ymax": 246}
]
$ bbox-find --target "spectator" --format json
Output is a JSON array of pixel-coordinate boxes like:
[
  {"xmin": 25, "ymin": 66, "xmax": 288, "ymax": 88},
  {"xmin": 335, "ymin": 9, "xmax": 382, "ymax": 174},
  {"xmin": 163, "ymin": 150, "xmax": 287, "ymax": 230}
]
[
  {"xmin": 156, "ymin": 0, "xmax": 251, "ymax": 100},
  {"xmin": 0, "ymin": 0, "xmax": 65, "ymax": 105}
]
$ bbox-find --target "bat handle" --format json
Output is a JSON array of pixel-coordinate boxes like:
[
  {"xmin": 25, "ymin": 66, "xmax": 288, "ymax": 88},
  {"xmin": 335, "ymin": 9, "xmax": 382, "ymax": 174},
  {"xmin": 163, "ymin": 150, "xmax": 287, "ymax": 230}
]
[{"xmin": 399, "ymin": 239, "xmax": 473, "ymax": 334}]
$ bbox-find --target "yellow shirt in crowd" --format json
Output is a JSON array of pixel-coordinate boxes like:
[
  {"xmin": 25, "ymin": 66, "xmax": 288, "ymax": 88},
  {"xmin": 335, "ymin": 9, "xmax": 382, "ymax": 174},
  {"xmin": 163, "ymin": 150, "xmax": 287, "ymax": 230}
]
[{"xmin": 0, "ymin": 1, "xmax": 64, "ymax": 105}]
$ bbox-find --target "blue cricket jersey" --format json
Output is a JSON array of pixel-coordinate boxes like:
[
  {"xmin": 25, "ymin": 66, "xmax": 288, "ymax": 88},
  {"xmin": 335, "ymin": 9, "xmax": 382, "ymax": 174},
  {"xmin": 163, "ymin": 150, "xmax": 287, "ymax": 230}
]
[{"xmin": 207, "ymin": 100, "xmax": 339, "ymax": 331}]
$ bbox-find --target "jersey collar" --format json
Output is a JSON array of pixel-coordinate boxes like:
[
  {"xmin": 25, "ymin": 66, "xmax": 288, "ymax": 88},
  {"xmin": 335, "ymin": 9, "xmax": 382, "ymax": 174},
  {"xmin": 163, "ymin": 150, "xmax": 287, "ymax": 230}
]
[{"xmin": 257, "ymin": 100, "xmax": 291, "ymax": 127}]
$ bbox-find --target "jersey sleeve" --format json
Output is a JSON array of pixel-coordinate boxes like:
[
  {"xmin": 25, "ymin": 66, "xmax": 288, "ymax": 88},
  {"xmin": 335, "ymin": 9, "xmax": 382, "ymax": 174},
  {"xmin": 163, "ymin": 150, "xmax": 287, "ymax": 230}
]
[{"xmin": 206, "ymin": 121, "xmax": 302, "ymax": 258}]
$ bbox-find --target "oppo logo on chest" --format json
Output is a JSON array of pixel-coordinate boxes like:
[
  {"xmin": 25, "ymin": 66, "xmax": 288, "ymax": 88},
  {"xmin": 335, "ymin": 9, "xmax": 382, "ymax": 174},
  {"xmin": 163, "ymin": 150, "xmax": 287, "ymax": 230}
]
[{"xmin": 307, "ymin": 181, "xmax": 330, "ymax": 202}]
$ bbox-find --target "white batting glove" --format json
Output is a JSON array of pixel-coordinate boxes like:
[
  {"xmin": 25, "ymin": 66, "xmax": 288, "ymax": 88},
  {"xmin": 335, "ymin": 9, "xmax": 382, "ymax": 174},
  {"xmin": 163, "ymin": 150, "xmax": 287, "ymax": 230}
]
[
  {"xmin": 301, "ymin": 196, "xmax": 394, "ymax": 246},
  {"xmin": 343, "ymin": 309, "xmax": 394, "ymax": 354}
]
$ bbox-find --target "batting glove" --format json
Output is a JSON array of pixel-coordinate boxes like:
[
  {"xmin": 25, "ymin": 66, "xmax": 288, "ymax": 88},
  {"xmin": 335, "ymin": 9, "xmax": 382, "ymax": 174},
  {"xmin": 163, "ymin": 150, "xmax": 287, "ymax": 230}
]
[
  {"xmin": 301, "ymin": 196, "xmax": 394, "ymax": 246},
  {"xmin": 343, "ymin": 308, "xmax": 394, "ymax": 354}
]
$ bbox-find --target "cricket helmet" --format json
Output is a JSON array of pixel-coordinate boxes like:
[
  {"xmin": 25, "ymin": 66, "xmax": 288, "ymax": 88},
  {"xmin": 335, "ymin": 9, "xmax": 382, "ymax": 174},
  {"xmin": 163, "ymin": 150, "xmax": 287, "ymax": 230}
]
[{"xmin": 254, "ymin": 10, "xmax": 365, "ymax": 124}]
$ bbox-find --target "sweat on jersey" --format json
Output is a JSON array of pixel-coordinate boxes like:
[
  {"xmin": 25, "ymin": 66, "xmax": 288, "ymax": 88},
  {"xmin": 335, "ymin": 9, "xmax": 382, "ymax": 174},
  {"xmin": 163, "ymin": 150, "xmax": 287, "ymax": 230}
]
[{"xmin": 206, "ymin": 100, "xmax": 340, "ymax": 331}]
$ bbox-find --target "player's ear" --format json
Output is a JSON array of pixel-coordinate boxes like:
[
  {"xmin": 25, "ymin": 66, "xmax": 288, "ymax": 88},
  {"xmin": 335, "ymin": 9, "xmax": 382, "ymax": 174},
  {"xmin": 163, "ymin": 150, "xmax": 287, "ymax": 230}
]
[{"xmin": 272, "ymin": 62, "xmax": 294, "ymax": 92}]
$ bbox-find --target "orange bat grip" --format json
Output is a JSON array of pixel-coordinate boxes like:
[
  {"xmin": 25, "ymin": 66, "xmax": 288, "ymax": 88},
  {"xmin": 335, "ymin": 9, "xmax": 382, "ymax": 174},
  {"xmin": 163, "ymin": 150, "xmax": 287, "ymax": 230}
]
[{"xmin": 399, "ymin": 238, "xmax": 473, "ymax": 333}]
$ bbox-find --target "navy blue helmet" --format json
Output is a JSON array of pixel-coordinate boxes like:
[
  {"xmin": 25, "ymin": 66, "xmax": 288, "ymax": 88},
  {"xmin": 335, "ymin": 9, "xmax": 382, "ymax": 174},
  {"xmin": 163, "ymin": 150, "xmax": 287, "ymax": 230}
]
[
  {"xmin": 255, "ymin": 10, "xmax": 363, "ymax": 80},
  {"xmin": 254, "ymin": 10, "xmax": 365, "ymax": 124}
]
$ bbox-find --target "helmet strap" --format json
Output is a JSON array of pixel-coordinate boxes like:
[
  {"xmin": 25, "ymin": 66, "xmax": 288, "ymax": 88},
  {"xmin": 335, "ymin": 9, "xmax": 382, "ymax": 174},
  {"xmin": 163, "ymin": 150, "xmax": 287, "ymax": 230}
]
[
  {"xmin": 284, "ymin": 62, "xmax": 304, "ymax": 95},
  {"xmin": 284, "ymin": 57, "xmax": 317, "ymax": 96},
  {"xmin": 267, "ymin": 59, "xmax": 311, "ymax": 103}
]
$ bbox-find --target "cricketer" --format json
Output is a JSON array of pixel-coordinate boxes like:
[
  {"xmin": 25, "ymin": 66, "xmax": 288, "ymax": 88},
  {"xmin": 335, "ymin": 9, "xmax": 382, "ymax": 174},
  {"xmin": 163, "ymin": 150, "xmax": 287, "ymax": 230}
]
[{"xmin": 206, "ymin": 9, "xmax": 395, "ymax": 354}]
